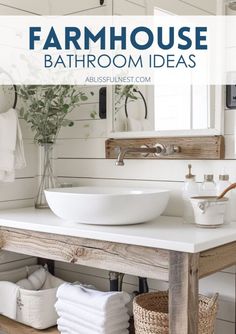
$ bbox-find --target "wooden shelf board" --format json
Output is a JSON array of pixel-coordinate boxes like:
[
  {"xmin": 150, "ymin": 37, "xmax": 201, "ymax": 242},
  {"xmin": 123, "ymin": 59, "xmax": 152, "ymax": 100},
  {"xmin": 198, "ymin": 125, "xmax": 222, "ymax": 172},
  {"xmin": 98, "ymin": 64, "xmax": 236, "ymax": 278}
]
[
  {"xmin": 106, "ymin": 136, "xmax": 225, "ymax": 160},
  {"xmin": 0, "ymin": 316, "xmax": 59, "ymax": 334}
]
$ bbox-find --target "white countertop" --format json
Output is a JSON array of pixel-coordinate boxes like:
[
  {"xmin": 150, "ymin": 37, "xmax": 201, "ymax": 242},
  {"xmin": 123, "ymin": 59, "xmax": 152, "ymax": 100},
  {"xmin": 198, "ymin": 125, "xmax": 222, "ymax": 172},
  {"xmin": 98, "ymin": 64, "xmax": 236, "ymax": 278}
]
[{"xmin": 0, "ymin": 207, "xmax": 235, "ymax": 253}]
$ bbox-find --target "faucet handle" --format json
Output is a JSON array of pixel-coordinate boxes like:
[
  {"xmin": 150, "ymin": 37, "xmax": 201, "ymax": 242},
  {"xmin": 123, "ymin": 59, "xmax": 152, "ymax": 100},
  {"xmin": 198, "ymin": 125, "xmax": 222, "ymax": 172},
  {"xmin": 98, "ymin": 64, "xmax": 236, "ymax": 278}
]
[
  {"xmin": 140, "ymin": 145, "xmax": 150, "ymax": 157},
  {"xmin": 165, "ymin": 144, "xmax": 181, "ymax": 155},
  {"xmin": 154, "ymin": 144, "xmax": 180, "ymax": 156},
  {"xmin": 154, "ymin": 143, "xmax": 166, "ymax": 156}
]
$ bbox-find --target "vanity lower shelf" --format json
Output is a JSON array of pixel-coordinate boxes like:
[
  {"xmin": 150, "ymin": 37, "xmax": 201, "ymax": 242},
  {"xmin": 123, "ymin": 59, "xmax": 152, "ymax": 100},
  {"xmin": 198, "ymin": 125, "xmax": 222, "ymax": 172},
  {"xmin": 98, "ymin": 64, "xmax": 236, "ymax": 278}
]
[{"xmin": 0, "ymin": 316, "xmax": 58, "ymax": 334}]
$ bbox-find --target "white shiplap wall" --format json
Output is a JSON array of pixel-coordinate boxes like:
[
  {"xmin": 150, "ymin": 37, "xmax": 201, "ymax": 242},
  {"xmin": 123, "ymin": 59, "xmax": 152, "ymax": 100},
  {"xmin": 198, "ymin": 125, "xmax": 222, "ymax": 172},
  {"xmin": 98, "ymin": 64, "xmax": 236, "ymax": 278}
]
[
  {"xmin": 0, "ymin": 0, "xmax": 113, "ymax": 284},
  {"xmin": 0, "ymin": 0, "xmax": 235, "ymax": 333},
  {"xmin": 54, "ymin": 110, "xmax": 236, "ymax": 334},
  {"xmin": 0, "ymin": 5, "xmax": 40, "ymax": 273},
  {"xmin": 0, "ymin": 0, "xmax": 114, "ymax": 295},
  {"xmin": 52, "ymin": 1, "xmax": 236, "ymax": 334},
  {"xmin": 0, "ymin": 0, "xmax": 113, "ymax": 271}
]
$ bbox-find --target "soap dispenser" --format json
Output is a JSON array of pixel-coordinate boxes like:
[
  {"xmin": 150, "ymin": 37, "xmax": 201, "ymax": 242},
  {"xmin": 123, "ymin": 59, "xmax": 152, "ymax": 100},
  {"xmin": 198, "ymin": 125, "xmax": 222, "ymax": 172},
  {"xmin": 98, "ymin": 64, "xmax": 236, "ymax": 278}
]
[
  {"xmin": 200, "ymin": 175, "xmax": 216, "ymax": 196},
  {"xmin": 216, "ymin": 174, "xmax": 231, "ymax": 223},
  {"xmin": 182, "ymin": 164, "xmax": 199, "ymax": 223},
  {"xmin": 216, "ymin": 174, "xmax": 231, "ymax": 196}
]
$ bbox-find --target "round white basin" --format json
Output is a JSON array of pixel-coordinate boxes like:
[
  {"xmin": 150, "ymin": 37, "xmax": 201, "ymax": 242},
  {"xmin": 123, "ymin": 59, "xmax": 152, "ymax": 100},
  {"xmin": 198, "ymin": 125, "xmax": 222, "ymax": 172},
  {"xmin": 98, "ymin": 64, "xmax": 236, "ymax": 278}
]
[{"xmin": 45, "ymin": 186, "xmax": 170, "ymax": 225}]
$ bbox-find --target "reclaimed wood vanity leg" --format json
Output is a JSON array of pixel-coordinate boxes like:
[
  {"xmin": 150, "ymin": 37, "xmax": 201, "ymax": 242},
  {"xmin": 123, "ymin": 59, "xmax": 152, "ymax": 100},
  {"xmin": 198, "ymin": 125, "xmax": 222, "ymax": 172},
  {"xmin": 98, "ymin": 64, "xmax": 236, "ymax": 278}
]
[{"xmin": 169, "ymin": 251, "xmax": 199, "ymax": 334}]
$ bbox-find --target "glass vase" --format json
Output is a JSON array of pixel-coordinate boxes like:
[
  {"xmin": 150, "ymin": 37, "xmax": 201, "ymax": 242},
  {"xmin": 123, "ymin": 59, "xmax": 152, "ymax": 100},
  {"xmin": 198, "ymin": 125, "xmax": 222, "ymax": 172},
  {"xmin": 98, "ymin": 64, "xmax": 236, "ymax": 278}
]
[{"xmin": 35, "ymin": 143, "xmax": 58, "ymax": 209}]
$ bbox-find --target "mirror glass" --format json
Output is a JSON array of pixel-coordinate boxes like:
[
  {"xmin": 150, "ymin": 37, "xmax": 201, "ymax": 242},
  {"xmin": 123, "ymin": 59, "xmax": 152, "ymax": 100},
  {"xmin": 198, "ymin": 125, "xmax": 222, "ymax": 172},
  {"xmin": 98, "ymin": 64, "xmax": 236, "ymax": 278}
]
[
  {"xmin": 0, "ymin": 86, "xmax": 15, "ymax": 114},
  {"xmin": 112, "ymin": 0, "xmax": 221, "ymax": 135}
]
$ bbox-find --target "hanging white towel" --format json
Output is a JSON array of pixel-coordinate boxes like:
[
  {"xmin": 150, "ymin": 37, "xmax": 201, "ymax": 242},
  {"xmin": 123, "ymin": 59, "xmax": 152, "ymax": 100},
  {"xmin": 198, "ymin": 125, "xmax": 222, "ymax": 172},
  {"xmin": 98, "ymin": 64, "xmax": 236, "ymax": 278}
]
[
  {"xmin": 0, "ymin": 281, "xmax": 20, "ymax": 319},
  {"xmin": 14, "ymin": 109, "xmax": 26, "ymax": 169},
  {"xmin": 125, "ymin": 117, "xmax": 152, "ymax": 132},
  {"xmin": 0, "ymin": 108, "xmax": 26, "ymax": 182},
  {"xmin": 56, "ymin": 284, "xmax": 131, "ymax": 312},
  {"xmin": 55, "ymin": 300, "xmax": 129, "ymax": 328},
  {"xmin": 124, "ymin": 117, "xmax": 142, "ymax": 131}
]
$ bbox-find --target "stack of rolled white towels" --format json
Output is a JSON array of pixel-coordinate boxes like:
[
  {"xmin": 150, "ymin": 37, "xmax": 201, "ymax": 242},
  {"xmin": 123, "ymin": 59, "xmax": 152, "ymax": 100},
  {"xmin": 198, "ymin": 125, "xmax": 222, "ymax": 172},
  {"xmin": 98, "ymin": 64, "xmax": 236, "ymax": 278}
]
[{"xmin": 55, "ymin": 283, "xmax": 131, "ymax": 334}]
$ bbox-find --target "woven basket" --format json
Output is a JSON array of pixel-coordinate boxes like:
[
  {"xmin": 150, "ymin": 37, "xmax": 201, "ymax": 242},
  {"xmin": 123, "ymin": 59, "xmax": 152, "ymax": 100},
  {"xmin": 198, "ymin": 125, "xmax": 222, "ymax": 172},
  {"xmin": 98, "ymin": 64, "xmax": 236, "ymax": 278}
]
[{"xmin": 133, "ymin": 291, "xmax": 218, "ymax": 334}]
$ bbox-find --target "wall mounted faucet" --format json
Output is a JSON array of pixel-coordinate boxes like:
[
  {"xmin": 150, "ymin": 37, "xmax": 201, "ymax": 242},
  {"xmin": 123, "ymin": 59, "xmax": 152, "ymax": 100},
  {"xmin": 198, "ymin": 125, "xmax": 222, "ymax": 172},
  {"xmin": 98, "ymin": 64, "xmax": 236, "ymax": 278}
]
[{"xmin": 116, "ymin": 144, "xmax": 180, "ymax": 166}]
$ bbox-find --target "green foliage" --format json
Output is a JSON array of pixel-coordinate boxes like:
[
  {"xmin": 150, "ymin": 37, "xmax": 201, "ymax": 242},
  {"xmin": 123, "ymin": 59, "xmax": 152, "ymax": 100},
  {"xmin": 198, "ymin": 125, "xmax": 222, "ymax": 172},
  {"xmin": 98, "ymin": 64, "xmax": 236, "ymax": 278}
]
[
  {"xmin": 18, "ymin": 85, "xmax": 91, "ymax": 144},
  {"xmin": 114, "ymin": 85, "xmax": 138, "ymax": 114},
  {"xmin": 90, "ymin": 111, "xmax": 97, "ymax": 119}
]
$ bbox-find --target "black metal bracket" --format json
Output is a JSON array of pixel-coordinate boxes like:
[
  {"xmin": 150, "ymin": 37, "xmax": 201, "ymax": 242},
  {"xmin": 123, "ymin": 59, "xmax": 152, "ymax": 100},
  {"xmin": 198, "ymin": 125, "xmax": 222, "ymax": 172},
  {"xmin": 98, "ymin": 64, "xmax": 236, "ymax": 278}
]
[
  {"xmin": 37, "ymin": 258, "xmax": 55, "ymax": 275},
  {"xmin": 99, "ymin": 87, "xmax": 107, "ymax": 119},
  {"xmin": 138, "ymin": 277, "xmax": 149, "ymax": 294},
  {"xmin": 109, "ymin": 272, "xmax": 124, "ymax": 291},
  {"xmin": 125, "ymin": 88, "xmax": 148, "ymax": 119},
  {"xmin": 109, "ymin": 271, "xmax": 149, "ymax": 294}
]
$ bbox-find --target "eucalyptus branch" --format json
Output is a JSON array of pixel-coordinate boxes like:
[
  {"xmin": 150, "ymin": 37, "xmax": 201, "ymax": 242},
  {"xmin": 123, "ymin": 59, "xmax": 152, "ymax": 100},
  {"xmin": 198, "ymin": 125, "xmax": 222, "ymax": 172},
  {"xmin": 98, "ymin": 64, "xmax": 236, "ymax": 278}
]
[
  {"xmin": 19, "ymin": 85, "xmax": 91, "ymax": 144},
  {"xmin": 114, "ymin": 84, "xmax": 139, "ymax": 115}
]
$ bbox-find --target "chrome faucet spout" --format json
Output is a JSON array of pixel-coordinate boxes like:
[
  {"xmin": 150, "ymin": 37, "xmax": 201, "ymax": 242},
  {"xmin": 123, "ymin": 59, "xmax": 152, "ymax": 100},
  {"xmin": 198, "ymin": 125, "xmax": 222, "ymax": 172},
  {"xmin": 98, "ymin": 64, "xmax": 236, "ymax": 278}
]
[
  {"xmin": 115, "ymin": 160, "xmax": 125, "ymax": 166},
  {"xmin": 116, "ymin": 146, "xmax": 157, "ymax": 166},
  {"xmin": 115, "ymin": 144, "xmax": 180, "ymax": 166}
]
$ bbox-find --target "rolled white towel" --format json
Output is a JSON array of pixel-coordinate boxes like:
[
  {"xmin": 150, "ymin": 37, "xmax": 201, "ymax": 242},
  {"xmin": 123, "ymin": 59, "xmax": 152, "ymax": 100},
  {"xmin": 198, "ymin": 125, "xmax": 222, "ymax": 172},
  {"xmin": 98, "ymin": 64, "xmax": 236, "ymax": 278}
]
[
  {"xmin": 57, "ymin": 325, "xmax": 76, "ymax": 334},
  {"xmin": 57, "ymin": 318, "xmax": 129, "ymax": 334},
  {"xmin": 57, "ymin": 314, "xmax": 129, "ymax": 334},
  {"xmin": 55, "ymin": 307, "xmax": 129, "ymax": 332},
  {"xmin": 16, "ymin": 267, "xmax": 47, "ymax": 290},
  {"xmin": 58, "ymin": 326, "xmax": 129, "ymax": 334},
  {"xmin": 56, "ymin": 298, "xmax": 124, "ymax": 315},
  {"xmin": 57, "ymin": 326, "xmax": 70, "ymax": 334},
  {"xmin": 57, "ymin": 284, "xmax": 130, "ymax": 312},
  {"xmin": 55, "ymin": 299, "xmax": 129, "ymax": 324}
]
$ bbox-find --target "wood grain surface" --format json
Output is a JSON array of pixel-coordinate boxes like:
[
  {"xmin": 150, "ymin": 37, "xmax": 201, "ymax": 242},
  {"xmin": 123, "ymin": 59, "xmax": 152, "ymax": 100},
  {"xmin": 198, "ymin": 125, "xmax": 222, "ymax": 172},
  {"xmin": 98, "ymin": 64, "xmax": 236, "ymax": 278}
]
[
  {"xmin": 169, "ymin": 251, "xmax": 199, "ymax": 334},
  {"xmin": 0, "ymin": 316, "xmax": 58, "ymax": 334},
  {"xmin": 106, "ymin": 136, "xmax": 225, "ymax": 160},
  {"xmin": 199, "ymin": 241, "xmax": 236, "ymax": 278},
  {"xmin": 0, "ymin": 227, "xmax": 169, "ymax": 281}
]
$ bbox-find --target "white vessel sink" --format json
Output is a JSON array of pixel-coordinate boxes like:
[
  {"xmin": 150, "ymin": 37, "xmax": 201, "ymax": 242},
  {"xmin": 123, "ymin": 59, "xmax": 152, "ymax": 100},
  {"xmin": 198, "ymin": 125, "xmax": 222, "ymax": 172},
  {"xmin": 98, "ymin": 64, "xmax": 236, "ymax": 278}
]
[{"xmin": 45, "ymin": 187, "xmax": 170, "ymax": 225}]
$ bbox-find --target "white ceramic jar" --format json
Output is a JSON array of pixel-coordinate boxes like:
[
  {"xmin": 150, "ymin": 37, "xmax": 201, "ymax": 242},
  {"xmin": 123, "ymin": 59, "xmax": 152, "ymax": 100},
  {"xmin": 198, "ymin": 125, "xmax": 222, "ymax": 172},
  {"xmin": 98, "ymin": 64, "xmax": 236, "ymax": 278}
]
[{"xmin": 190, "ymin": 196, "xmax": 228, "ymax": 228}]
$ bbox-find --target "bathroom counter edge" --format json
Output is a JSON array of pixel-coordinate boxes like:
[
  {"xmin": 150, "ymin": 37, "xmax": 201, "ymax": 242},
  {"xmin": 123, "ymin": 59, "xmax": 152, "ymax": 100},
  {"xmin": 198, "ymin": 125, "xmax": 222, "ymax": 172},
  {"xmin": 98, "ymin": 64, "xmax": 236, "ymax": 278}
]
[{"xmin": 0, "ymin": 207, "xmax": 235, "ymax": 253}]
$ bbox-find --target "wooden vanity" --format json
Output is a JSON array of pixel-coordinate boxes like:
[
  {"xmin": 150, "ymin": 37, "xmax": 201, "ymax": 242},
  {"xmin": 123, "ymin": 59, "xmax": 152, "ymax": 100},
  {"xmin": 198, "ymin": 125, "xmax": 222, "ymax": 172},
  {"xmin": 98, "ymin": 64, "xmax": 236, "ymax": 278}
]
[
  {"xmin": 0, "ymin": 316, "xmax": 58, "ymax": 334},
  {"xmin": 0, "ymin": 208, "xmax": 236, "ymax": 334}
]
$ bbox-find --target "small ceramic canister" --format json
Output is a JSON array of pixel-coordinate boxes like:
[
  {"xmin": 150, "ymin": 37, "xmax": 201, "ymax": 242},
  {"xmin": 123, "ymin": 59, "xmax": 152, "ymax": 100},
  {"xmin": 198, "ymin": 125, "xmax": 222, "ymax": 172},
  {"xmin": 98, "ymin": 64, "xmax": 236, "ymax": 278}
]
[{"xmin": 190, "ymin": 196, "xmax": 228, "ymax": 228}]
